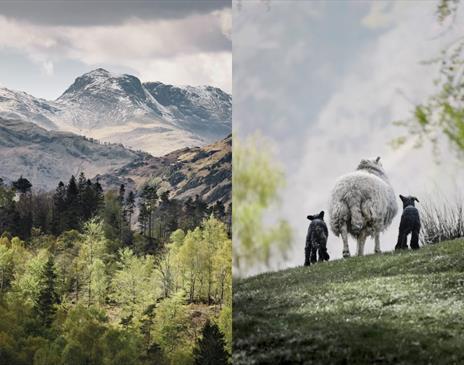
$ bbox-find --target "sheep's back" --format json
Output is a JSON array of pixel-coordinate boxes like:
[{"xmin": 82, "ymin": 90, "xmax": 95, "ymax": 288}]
[{"xmin": 329, "ymin": 171, "xmax": 397, "ymax": 235}]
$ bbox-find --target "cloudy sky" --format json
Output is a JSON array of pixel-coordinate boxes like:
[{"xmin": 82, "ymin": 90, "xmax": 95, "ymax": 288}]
[
  {"xmin": 0, "ymin": 0, "xmax": 231, "ymax": 99},
  {"xmin": 234, "ymin": 0, "xmax": 464, "ymax": 273}
]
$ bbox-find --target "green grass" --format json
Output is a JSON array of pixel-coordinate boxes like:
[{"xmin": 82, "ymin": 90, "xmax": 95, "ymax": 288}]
[{"xmin": 233, "ymin": 240, "xmax": 464, "ymax": 365}]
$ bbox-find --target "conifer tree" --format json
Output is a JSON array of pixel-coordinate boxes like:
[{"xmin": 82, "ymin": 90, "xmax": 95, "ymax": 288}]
[
  {"xmin": 52, "ymin": 181, "xmax": 67, "ymax": 235},
  {"xmin": 82, "ymin": 179, "xmax": 97, "ymax": 221},
  {"xmin": 193, "ymin": 321, "xmax": 229, "ymax": 365},
  {"xmin": 65, "ymin": 175, "xmax": 80, "ymax": 230},
  {"xmin": 36, "ymin": 255, "xmax": 59, "ymax": 326},
  {"xmin": 13, "ymin": 176, "xmax": 33, "ymax": 239},
  {"xmin": 126, "ymin": 191, "xmax": 135, "ymax": 227},
  {"xmin": 94, "ymin": 179, "xmax": 105, "ymax": 214},
  {"xmin": 12, "ymin": 176, "xmax": 32, "ymax": 194}
]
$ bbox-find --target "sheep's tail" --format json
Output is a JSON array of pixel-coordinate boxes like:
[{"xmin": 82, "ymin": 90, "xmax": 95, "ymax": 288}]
[
  {"xmin": 329, "ymin": 200, "xmax": 349, "ymax": 237},
  {"xmin": 350, "ymin": 204, "xmax": 364, "ymax": 235}
]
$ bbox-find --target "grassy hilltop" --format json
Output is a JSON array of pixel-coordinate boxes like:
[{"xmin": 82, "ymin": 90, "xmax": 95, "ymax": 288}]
[{"xmin": 233, "ymin": 239, "xmax": 464, "ymax": 365}]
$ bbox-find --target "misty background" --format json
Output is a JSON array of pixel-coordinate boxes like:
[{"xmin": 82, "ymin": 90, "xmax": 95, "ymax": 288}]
[{"xmin": 233, "ymin": 0, "xmax": 464, "ymax": 273}]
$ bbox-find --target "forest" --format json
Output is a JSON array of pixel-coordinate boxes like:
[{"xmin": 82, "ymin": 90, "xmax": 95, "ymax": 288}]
[{"xmin": 0, "ymin": 173, "xmax": 231, "ymax": 365}]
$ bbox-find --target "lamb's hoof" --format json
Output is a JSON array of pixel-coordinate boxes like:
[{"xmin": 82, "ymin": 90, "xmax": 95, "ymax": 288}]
[
  {"xmin": 411, "ymin": 245, "xmax": 420, "ymax": 250},
  {"xmin": 304, "ymin": 262, "xmax": 310, "ymax": 267},
  {"xmin": 375, "ymin": 249, "xmax": 381, "ymax": 254},
  {"xmin": 342, "ymin": 250, "xmax": 351, "ymax": 258}
]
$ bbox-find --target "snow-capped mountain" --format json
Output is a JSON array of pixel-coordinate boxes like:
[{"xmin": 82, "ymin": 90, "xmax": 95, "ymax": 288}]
[
  {"xmin": 0, "ymin": 117, "xmax": 146, "ymax": 190},
  {"xmin": 0, "ymin": 88, "xmax": 59, "ymax": 130},
  {"xmin": 0, "ymin": 68, "xmax": 231, "ymax": 155}
]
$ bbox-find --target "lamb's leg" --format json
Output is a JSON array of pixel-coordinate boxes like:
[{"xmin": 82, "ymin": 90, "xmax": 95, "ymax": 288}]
[
  {"xmin": 304, "ymin": 244, "xmax": 311, "ymax": 266},
  {"xmin": 341, "ymin": 223, "xmax": 350, "ymax": 258},
  {"xmin": 356, "ymin": 231, "xmax": 367, "ymax": 256},
  {"xmin": 310, "ymin": 244, "xmax": 317, "ymax": 263},
  {"xmin": 395, "ymin": 230, "xmax": 406, "ymax": 250},
  {"xmin": 374, "ymin": 232, "xmax": 381, "ymax": 254},
  {"xmin": 410, "ymin": 229, "xmax": 420, "ymax": 250}
]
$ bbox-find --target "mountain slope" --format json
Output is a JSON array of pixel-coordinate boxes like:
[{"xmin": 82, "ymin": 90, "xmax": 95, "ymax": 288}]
[
  {"xmin": 97, "ymin": 135, "xmax": 231, "ymax": 207},
  {"xmin": 0, "ymin": 117, "xmax": 145, "ymax": 190},
  {"xmin": 234, "ymin": 240, "xmax": 464, "ymax": 365},
  {"xmin": 0, "ymin": 88, "xmax": 60, "ymax": 130},
  {"xmin": 0, "ymin": 69, "xmax": 231, "ymax": 156}
]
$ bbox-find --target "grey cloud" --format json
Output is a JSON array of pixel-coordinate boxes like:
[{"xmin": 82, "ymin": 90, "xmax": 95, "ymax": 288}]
[{"xmin": 0, "ymin": 0, "xmax": 231, "ymax": 26}]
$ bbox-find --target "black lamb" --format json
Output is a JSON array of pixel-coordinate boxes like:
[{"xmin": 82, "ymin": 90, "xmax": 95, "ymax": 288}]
[
  {"xmin": 395, "ymin": 195, "xmax": 421, "ymax": 250},
  {"xmin": 304, "ymin": 211, "xmax": 330, "ymax": 266}
]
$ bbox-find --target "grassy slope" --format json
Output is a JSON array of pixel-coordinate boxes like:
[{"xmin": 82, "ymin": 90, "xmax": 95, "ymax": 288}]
[{"xmin": 233, "ymin": 240, "xmax": 464, "ymax": 365}]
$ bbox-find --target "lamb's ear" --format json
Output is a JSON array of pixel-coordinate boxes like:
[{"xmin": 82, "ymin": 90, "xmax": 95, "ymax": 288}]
[
  {"xmin": 319, "ymin": 211, "xmax": 325, "ymax": 220},
  {"xmin": 399, "ymin": 194, "xmax": 405, "ymax": 201},
  {"xmin": 375, "ymin": 156, "xmax": 381, "ymax": 163},
  {"xmin": 414, "ymin": 197, "xmax": 420, "ymax": 203},
  {"xmin": 307, "ymin": 215, "xmax": 314, "ymax": 221}
]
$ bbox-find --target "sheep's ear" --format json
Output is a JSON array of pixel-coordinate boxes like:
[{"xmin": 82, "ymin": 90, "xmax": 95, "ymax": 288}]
[
  {"xmin": 399, "ymin": 194, "xmax": 405, "ymax": 201},
  {"xmin": 319, "ymin": 211, "xmax": 325, "ymax": 220},
  {"xmin": 414, "ymin": 197, "xmax": 420, "ymax": 203},
  {"xmin": 307, "ymin": 215, "xmax": 314, "ymax": 220},
  {"xmin": 375, "ymin": 156, "xmax": 381, "ymax": 163}
]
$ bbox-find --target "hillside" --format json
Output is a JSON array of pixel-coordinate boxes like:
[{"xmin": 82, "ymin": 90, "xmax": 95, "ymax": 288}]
[
  {"xmin": 233, "ymin": 240, "xmax": 464, "ymax": 365},
  {"xmin": 97, "ymin": 134, "xmax": 232, "ymax": 207},
  {"xmin": 0, "ymin": 117, "xmax": 145, "ymax": 190}
]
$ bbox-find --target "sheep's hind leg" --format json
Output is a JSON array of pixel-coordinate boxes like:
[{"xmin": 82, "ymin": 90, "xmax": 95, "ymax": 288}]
[
  {"xmin": 374, "ymin": 232, "xmax": 381, "ymax": 254},
  {"xmin": 341, "ymin": 223, "xmax": 350, "ymax": 258},
  {"xmin": 356, "ymin": 231, "xmax": 367, "ymax": 256}
]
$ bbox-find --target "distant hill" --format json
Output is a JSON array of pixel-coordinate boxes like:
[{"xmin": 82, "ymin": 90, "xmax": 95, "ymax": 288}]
[
  {"xmin": 0, "ymin": 68, "xmax": 231, "ymax": 156},
  {"xmin": 0, "ymin": 117, "xmax": 146, "ymax": 190},
  {"xmin": 234, "ymin": 239, "xmax": 464, "ymax": 365},
  {"xmin": 97, "ymin": 135, "xmax": 232, "ymax": 207}
]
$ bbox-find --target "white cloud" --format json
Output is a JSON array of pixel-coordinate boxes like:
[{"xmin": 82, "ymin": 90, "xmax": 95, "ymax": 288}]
[
  {"xmin": 0, "ymin": 10, "xmax": 231, "ymax": 91},
  {"xmin": 361, "ymin": 0, "xmax": 412, "ymax": 29},
  {"xmin": 215, "ymin": 8, "xmax": 232, "ymax": 40}
]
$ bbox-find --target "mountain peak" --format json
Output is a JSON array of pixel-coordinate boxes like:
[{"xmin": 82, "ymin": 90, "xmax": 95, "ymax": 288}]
[{"xmin": 86, "ymin": 68, "xmax": 112, "ymax": 77}]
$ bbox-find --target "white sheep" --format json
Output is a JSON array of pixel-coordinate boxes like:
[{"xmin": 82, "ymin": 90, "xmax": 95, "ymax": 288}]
[{"xmin": 328, "ymin": 157, "xmax": 397, "ymax": 257}]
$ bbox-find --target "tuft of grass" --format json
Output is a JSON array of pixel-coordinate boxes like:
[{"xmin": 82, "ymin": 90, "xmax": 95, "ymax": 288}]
[
  {"xmin": 420, "ymin": 197, "xmax": 464, "ymax": 245},
  {"xmin": 233, "ymin": 239, "xmax": 464, "ymax": 365}
]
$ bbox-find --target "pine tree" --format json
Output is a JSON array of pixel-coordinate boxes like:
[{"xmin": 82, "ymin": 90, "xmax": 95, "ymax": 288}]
[
  {"xmin": 94, "ymin": 179, "xmax": 105, "ymax": 214},
  {"xmin": 212, "ymin": 201, "xmax": 226, "ymax": 222},
  {"xmin": 193, "ymin": 321, "xmax": 229, "ymax": 365},
  {"xmin": 13, "ymin": 176, "xmax": 33, "ymax": 239},
  {"xmin": 77, "ymin": 172, "xmax": 87, "ymax": 220},
  {"xmin": 12, "ymin": 176, "xmax": 32, "ymax": 194},
  {"xmin": 82, "ymin": 179, "xmax": 97, "ymax": 221},
  {"xmin": 126, "ymin": 191, "xmax": 135, "ymax": 227},
  {"xmin": 138, "ymin": 184, "xmax": 158, "ymax": 243},
  {"xmin": 36, "ymin": 255, "xmax": 59, "ymax": 326},
  {"xmin": 52, "ymin": 181, "xmax": 67, "ymax": 235},
  {"xmin": 118, "ymin": 184, "xmax": 126, "ymax": 205},
  {"xmin": 65, "ymin": 175, "xmax": 80, "ymax": 230}
]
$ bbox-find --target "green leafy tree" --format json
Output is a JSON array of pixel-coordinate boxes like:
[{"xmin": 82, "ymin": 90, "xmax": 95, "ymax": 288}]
[
  {"xmin": 193, "ymin": 321, "xmax": 229, "ymax": 365},
  {"xmin": 75, "ymin": 220, "xmax": 109, "ymax": 307},
  {"xmin": 217, "ymin": 305, "xmax": 232, "ymax": 355},
  {"xmin": 110, "ymin": 248, "xmax": 158, "ymax": 326},
  {"xmin": 233, "ymin": 136, "xmax": 292, "ymax": 276},
  {"xmin": 0, "ymin": 239, "xmax": 13, "ymax": 293},
  {"xmin": 151, "ymin": 291, "xmax": 193, "ymax": 365}
]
